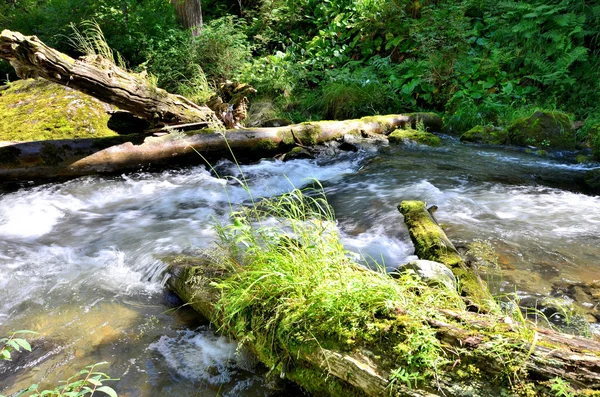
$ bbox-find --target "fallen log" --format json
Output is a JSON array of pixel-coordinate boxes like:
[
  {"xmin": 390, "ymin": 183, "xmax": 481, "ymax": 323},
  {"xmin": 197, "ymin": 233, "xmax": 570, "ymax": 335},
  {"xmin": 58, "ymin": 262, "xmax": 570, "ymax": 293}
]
[
  {"xmin": 0, "ymin": 29, "xmax": 220, "ymax": 127},
  {"xmin": 397, "ymin": 201, "xmax": 493, "ymax": 309},
  {"xmin": 164, "ymin": 194, "xmax": 600, "ymax": 397},
  {"xmin": 0, "ymin": 114, "xmax": 429, "ymax": 182}
]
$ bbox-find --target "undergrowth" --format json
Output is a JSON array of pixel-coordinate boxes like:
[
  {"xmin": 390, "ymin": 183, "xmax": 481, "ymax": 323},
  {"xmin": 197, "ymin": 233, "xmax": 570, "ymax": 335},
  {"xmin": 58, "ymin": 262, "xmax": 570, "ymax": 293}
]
[{"xmin": 211, "ymin": 184, "xmax": 467, "ymax": 388}]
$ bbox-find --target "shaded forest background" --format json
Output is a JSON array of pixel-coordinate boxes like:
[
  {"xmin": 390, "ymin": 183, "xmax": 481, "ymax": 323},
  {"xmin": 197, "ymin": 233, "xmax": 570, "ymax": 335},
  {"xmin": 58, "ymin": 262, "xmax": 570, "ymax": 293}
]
[{"xmin": 1, "ymin": 0, "xmax": 599, "ymax": 152}]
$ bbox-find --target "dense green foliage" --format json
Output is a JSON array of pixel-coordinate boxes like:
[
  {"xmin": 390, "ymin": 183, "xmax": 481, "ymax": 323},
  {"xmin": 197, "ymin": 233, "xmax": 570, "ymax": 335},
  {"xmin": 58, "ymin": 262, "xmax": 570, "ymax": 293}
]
[{"xmin": 1, "ymin": 0, "xmax": 599, "ymax": 150}]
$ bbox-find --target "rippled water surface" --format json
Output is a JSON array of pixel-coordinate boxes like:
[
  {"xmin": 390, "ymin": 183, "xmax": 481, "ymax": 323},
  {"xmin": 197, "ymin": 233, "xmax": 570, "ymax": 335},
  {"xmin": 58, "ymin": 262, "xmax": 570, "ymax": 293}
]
[{"xmin": 1, "ymin": 136, "xmax": 599, "ymax": 395}]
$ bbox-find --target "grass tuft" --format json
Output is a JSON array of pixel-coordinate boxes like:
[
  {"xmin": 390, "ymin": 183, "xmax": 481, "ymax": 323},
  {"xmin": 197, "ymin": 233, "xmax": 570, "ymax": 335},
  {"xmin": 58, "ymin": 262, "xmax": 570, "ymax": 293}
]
[{"xmin": 212, "ymin": 184, "xmax": 466, "ymax": 387}]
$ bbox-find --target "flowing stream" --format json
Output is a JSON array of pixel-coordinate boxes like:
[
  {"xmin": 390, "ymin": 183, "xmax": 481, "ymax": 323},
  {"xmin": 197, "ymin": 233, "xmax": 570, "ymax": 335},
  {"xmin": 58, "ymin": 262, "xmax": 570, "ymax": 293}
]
[{"xmin": 1, "ymin": 136, "xmax": 599, "ymax": 396}]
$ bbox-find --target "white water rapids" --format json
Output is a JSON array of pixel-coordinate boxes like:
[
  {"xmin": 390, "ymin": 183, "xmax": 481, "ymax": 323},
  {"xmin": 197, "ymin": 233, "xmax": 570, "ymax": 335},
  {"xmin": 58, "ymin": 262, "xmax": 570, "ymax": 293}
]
[{"xmin": 1, "ymin": 138, "xmax": 599, "ymax": 395}]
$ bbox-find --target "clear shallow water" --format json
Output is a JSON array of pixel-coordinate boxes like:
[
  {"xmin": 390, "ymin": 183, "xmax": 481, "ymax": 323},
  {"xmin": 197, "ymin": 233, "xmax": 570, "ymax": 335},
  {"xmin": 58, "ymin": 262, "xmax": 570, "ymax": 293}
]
[{"xmin": 1, "ymin": 137, "xmax": 599, "ymax": 395}]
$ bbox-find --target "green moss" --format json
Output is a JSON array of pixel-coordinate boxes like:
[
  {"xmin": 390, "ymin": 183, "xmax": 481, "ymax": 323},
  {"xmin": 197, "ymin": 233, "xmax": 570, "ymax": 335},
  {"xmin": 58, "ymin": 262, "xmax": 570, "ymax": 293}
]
[
  {"xmin": 508, "ymin": 110, "xmax": 575, "ymax": 149},
  {"xmin": 460, "ymin": 125, "xmax": 508, "ymax": 145},
  {"xmin": 398, "ymin": 200, "xmax": 494, "ymax": 308},
  {"xmin": 0, "ymin": 79, "xmax": 118, "ymax": 141},
  {"xmin": 252, "ymin": 138, "xmax": 279, "ymax": 152},
  {"xmin": 388, "ymin": 128, "xmax": 442, "ymax": 146},
  {"xmin": 286, "ymin": 365, "xmax": 361, "ymax": 397}
]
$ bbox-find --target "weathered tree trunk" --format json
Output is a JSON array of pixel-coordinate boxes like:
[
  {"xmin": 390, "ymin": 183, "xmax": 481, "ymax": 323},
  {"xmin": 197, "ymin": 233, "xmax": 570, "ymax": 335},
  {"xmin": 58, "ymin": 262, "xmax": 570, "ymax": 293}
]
[
  {"xmin": 0, "ymin": 114, "xmax": 423, "ymax": 182},
  {"xmin": 164, "ymin": 214, "xmax": 600, "ymax": 396},
  {"xmin": 0, "ymin": 30, "xmax": 218, "ymax": 127},
  {"xmin": 398, "ymin": 201, "xmax": 493, "ymax": 309},
  {"xmin": 172, "ymin": 0, "xmax": 203, "ymax": 36}
]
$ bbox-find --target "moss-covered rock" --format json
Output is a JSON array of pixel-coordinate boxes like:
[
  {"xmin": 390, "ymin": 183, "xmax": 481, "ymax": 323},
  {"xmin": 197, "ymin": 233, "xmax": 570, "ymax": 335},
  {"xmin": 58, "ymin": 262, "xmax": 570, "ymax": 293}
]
[
  {"xmin": 388, "ymin": 128, "xmax": 442, "ymax": 146},
  {"xmin": 508, "ymin": 110, "xmax": 575, "ymax": 149},
  {"xmin": 0, "ymin": 78, "xmax": 118, "ymax": 141},
  {"xmin": 460, "ymin": 125, "xmax": 508, "ymax": 145}
]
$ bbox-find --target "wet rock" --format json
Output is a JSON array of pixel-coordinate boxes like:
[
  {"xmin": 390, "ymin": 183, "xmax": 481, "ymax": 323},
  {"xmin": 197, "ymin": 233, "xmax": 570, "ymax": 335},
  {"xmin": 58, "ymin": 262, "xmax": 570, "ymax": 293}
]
[
  {"xmin": 583, "ymin": 169, "xmax": 600, "ymax": 194},
  {"xmin": 551, "ymin": 280, "xmax": 600, "ymax": 323},
  {"xmin": 460, "ymin": 125, "xmax": 508, "ymax": 145},
  {"xmin": 282, "ymin": 146, "xmax": 315, "ymax": 161},
  {"xmin": 107, "ymin": 110, "xmax": 150, "ymax": 134},
  {"xmin": 392, "ymin": 260, "xmax": 457, "ymax": 291},
  {"xmin": 509, "ymin": 110, "xmax": 575, "ymax": 149},
  {"xmin": 388, "ymin": 128, "xmax": 442, "ymax": 147},
  {"xmin": 519, "ymin": 296, "xmax": 591, "ymax": 336}
]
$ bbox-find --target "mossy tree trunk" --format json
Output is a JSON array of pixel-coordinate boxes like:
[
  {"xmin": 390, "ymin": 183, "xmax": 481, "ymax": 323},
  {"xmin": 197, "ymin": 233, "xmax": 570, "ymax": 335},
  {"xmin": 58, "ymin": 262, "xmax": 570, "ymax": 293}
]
[
  {"xmin": 165, "ymin": 225, "xmax": 600, "ymax": 397},
  {"xmin": 398, "ymin": 200, "xmax": 493, "ymax": 309},
  {"xmin": 0, "ymin": 29, "xmax": 218, "ymax": 127}
]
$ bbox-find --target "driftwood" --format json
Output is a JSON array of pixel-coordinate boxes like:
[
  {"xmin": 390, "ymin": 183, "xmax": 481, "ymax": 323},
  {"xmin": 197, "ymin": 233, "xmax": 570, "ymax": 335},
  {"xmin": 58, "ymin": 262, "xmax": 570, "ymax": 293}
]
[
  {"xmin": 165, "ymin": 204, "xmax": 600, "ymax": 397},
  {"xmin": 0, "ymin": 114, "xmax": 426, "ymax": 182},
  {"xmin": 0, "ymin": 29, "xmax": 219, "ymax": 127}
]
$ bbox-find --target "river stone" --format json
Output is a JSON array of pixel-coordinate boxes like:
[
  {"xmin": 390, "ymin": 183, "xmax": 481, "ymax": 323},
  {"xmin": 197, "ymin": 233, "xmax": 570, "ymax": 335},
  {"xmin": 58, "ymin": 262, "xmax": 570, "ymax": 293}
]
[
  {"xmin": 388, "ymin": 128, "xmax": 442, "ymax": 147},
  {"xmin": 460, "ymin": 125, "xmax": 508, "ymax": 145},
  {"xmin": 583, "ymin": 168, "xmax": 600, "ymax": 194},
  {"xmin": 508, "ymin": 110, "xmax": 575, "ymax": 149},
  {"xmin": 392, "ymin": 260, "xmax": 457, "ymax": 291},
  {"xmin": 519, "ymin": 296, "xmax": 591, "ymax": 337}
]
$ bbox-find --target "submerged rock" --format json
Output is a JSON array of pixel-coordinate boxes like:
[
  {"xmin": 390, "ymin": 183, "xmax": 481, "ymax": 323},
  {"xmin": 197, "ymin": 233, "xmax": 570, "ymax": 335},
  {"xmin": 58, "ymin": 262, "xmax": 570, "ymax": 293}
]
[
  {"xmin": 583, "ymin": 168, "xmax": 600, "ymax": 194},
  {"xmin": 519, "ymin": 296, "xmax": 591, "ymax": 337},
  {"xmin": 509, "ymin": 110, "xmax": 576, "ymax": 149},
  {"xmin": 460, "ymin": 125, "xmax": 508, "ymax": 145},
  {"xmin": 392, "ymin": 259, "xmax": 457, "ymax": 291},
  {"xmin": 388, "ymin": 128, "xmax": 442, "ymax": 146},
  {"xmin": 0, "ymin": 78, "xmax": 117, "ymax": 141}
]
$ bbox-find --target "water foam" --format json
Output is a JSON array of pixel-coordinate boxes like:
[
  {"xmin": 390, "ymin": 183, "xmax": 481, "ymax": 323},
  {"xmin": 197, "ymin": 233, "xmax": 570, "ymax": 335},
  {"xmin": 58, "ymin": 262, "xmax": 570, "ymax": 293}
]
[{"xmin": 149, "ymin": 327, "xmax": 242, "ymax": 384}]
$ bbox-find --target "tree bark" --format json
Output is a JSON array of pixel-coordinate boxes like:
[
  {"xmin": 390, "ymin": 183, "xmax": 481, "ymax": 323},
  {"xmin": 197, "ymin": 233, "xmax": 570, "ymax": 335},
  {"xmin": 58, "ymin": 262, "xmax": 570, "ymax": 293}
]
[
  {"xmin": 398, "ymin": 200, "xmax": 494, "ymax": 310},
  {"xmin": 0, "ymin": 114, "xmax": 425, "ymax": 182},
  {"xmin": 171, "ymin": 0, "xmax": 203, "ymax": 36},
  {"xmin": 0, "ymin": 29, "xmax": 218, "ymax": 127}
]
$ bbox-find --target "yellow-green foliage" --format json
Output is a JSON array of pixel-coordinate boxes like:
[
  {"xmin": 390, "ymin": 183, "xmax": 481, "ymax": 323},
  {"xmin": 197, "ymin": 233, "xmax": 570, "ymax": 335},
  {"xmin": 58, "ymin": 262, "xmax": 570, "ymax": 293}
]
[
  {"xmin": 213, "ymin": 187, "xmax": 466, "ymax": 392},
  {"xmin": 388, "ymin": 128, "xmax": 442, "ymax": 146},
  {"xmin": 0, "ymin": 79, "xmax": 117, "ymax": 141}
]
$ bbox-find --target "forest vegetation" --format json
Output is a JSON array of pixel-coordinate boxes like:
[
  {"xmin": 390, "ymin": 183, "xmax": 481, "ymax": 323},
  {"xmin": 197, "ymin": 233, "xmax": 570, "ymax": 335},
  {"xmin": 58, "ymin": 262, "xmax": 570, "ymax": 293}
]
[{"xmin": 1, "ymin": 0, "xmax": 599, "ymax": 154}]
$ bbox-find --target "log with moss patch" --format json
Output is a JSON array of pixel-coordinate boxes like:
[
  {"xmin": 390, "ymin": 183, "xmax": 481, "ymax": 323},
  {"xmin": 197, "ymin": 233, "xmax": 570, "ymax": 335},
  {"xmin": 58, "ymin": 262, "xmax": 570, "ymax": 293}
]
[
  {"xmin": 164, "ymin": 194, "xmax": 600, "ymax": 397},
  {"xmin": 0, "ymin": 114, "xmax": 432, "ymax": 181},
  {"xmin": 0, "ymin": 29, "xmax": 219, "ymax": 127},
  {"xmin": 398, "ymin": 200, "xmax": 494, "ymax": 309}
]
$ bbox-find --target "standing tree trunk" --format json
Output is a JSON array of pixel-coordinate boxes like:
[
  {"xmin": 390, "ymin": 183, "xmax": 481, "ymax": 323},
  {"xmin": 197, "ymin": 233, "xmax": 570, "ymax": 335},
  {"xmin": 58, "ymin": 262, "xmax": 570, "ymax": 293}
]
[{"xmin": 172, "ymin": 0, "xmax": 203, "ymax": 36}]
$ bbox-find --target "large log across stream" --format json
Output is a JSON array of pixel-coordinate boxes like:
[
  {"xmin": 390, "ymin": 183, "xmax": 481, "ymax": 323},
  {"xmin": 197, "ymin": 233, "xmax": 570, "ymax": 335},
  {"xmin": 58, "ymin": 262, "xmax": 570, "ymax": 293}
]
[
  {"xmin": 165, "ymin": 200, "xmax": 600, "ymax": 397},
  {"xmin": 0, "ymin": 113, "xmax": 432, "ymax": 181}
]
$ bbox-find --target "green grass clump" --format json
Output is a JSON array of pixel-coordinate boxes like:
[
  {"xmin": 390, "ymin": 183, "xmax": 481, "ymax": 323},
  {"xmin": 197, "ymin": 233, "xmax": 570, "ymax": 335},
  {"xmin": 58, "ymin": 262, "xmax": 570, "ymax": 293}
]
[{"xmin": 212, "ymin": 186, "xmax": 466, "ymax": 389}]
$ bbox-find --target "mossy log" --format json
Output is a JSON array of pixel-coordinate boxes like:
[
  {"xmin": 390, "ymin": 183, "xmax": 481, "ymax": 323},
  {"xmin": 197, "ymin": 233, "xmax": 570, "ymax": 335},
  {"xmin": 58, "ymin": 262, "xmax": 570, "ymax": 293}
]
[
  {"xmin": 398, "ymin": 200, "xmax": 493, "ymax": 308},
  {"xmin": 0, "ymin": 29, "xmax": 219, "ymax": 127},
  {"xmin": 0, "ymin": 115, "xmax": 422, "ymax": 181},
  {"xmin": 166, "ymin": 253, "xmax": 600, "ymax": 396}
]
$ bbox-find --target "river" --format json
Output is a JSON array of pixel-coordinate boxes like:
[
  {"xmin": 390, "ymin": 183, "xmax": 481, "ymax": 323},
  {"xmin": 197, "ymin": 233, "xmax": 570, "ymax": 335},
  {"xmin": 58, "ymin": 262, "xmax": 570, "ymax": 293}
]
[{"xmin": 1, "ymin": 135, "xmax": 599, "ymax": 396}]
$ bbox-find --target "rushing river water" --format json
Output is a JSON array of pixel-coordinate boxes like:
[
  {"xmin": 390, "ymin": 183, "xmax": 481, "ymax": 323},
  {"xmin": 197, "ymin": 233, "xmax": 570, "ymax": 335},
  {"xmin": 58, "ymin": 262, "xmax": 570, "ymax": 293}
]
[{"xmin": 1, "ymin": 136, "xmax": 599, "ymax": 396}]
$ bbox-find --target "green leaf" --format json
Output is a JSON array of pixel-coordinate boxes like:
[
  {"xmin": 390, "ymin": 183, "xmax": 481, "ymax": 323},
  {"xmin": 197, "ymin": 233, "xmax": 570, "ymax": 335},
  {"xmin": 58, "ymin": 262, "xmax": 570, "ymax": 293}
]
[
  {"xmin": 87, "ymin": 378, "xmax": 102, "ymax": 387},
  {"xmin": 1, "ymin": 349, "xmax": 11, "ymax": 360},
  {"xmin": 15, "ymin": 339, "xmax": 31, "ymax": 352},
  {"xmin": 97, "ymin": 386, "xmax": 118, "ymax": 397}
]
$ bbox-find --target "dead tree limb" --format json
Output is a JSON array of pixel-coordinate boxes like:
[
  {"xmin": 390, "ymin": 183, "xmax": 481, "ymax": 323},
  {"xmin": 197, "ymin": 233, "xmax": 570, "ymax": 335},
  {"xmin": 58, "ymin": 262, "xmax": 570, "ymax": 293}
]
[{"xmin": 0, "ymin": 29, "xmax": 219, "ymax": 127}]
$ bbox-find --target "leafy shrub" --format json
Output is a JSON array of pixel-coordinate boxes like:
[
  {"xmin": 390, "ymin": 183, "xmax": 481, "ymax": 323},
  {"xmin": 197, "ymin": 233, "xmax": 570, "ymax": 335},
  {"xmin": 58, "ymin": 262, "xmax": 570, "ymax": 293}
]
[{"xmin": 194, "ymin": 16, "xmax": 252, "ymax": 83}]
